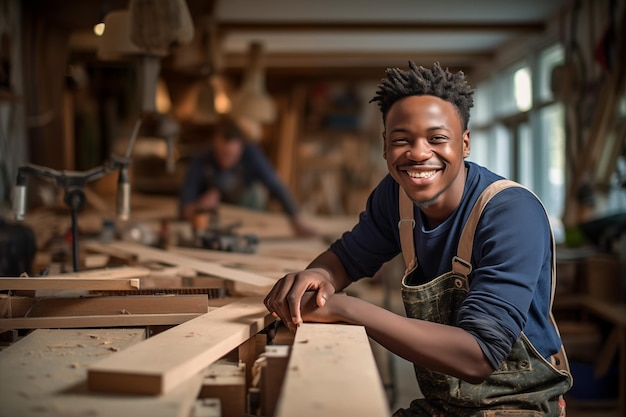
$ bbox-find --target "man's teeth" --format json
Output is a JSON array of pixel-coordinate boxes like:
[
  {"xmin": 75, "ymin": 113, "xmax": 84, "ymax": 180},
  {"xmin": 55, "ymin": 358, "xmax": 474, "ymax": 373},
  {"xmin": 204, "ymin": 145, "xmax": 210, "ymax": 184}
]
[{"xmin": 407, "ymin": 170, "xmax": 436, "ymax": 179}]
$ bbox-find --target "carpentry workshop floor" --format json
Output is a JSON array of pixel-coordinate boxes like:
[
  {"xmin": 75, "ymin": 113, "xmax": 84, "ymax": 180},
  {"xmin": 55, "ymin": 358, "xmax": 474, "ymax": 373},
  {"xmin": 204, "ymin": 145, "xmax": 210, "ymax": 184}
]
[{"xmin": 347, "ymin": 264, "xmax": 621, "ymax": 417}]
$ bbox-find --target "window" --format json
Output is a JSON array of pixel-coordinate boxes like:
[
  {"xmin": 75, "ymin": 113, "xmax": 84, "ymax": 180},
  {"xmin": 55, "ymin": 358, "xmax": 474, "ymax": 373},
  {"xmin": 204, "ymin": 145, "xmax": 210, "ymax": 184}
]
[
  {"xmin": 538, "ymin": 44, "xmax": 565, "ymax": 103},
  {"xmin": 468, "ymin": 43, "xmax": 566, "ymax": 222}
]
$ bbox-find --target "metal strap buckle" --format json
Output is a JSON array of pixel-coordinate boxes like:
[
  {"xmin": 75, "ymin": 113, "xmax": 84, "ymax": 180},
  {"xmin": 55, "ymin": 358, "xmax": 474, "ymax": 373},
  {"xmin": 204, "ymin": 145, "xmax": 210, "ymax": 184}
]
[{"xmin": 398, "ymin": 219, "xmax": 416, "ymax": 229}]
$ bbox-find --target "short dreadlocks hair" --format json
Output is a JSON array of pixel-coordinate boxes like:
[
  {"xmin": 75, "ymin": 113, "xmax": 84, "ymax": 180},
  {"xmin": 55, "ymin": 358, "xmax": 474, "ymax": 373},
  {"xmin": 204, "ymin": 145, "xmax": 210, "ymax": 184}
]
[{"xmin": 370, "ymin": 61, "xmax": 474, "ymax": 129}]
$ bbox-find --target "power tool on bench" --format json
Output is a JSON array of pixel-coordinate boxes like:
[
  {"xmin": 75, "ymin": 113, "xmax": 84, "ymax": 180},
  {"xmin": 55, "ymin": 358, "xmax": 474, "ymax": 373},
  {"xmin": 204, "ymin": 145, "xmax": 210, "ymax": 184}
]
[{"xmin": 181, "ymin": 208, "xmax": 259, "ymax": 253}]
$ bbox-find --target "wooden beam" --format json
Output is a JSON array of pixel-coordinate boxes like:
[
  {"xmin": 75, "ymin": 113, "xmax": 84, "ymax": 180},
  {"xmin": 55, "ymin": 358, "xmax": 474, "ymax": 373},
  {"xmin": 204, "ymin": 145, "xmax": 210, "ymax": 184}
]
[
  {"xmin": 0, "ymin": 312, "xmax": 202, "ymax": 332},
  {"xmin": 0, "ymin": 277, "xmax": 140, "ymax": 291},
  {"xmin": 275, "ymin": 323, "xmax": 389, "ymax": 417},
  {"xmin": 87, "ymin": 297, "xmax": 273, "ymax": 395},
  {"xmin": 97, "ymin": 241, "xmax": 277, "ymax": 287},
  {"xmin": 218, "ymin": 20, "xmax": 545, "ymax": 33}
]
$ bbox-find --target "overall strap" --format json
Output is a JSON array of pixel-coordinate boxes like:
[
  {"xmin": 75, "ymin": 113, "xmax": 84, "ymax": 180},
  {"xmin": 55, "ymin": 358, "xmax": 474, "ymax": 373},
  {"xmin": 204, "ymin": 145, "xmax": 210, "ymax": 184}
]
[
  {"xmin": 398, "ymin": 188, "xmax": 416, "ymax": 273},
  {"xmin": 453, "ymin": 179, "xmax": 519, "ymax": 275}
]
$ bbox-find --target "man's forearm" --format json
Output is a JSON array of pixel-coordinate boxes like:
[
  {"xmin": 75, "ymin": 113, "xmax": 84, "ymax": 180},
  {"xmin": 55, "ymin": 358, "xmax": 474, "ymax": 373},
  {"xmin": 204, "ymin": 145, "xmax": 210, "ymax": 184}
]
[{"xmin": 328, "ymin": 296, "xmax": 495, "ymax": 384}]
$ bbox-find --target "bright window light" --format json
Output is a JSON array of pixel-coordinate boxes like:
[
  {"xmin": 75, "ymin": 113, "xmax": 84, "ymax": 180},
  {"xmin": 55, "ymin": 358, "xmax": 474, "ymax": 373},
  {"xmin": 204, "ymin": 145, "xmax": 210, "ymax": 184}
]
[{"xmin": 514, "ymin": 67, "xmax": 532, "ymax": 112}]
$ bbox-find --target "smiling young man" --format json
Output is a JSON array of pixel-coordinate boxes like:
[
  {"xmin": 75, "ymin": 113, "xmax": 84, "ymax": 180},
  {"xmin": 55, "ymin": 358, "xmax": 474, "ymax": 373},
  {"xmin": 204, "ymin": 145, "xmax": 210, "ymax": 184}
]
[{"xmin": 264, "ymin": 62, "xmax": 572, "ymax": 416}]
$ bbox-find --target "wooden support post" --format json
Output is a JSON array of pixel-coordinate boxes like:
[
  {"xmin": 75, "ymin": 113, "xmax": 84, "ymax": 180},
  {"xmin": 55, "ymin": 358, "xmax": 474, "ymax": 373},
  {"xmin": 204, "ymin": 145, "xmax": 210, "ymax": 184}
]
[
  {"xmin": 199, "ymin": 360, "xmax": 246, "ymax": 417},
  {"xmin": 87, "ymin": 297, "xmax": 273, "ymax": 395},
  {"xmin": 239, "ymin": 332, "xmax": 266, "ymax": 389},
  {"xmin": 275, "ymin": 323, "xmax": 389, "ymax": 417},
  {"xmin": 261, "ymin": 345, "xmax": 290, "ymax": 417}
]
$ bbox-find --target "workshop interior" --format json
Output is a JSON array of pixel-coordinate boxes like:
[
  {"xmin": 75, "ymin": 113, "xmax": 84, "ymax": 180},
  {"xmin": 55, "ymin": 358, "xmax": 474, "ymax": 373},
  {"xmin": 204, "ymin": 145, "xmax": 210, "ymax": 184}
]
[{"xmin": 0, "ymin": 0, "xmax": 625, "ymax": 416}]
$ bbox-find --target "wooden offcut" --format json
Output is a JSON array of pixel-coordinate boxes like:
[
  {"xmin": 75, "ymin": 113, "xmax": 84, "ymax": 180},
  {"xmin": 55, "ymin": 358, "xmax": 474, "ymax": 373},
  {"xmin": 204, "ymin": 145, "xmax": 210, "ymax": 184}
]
[
  {"xmin": 87, "ymin": 296, "xmax": 273, "ymax": 395},
  {"xmin": 275, "ymin": 323, "xmax": 389, "ymax": 417}
]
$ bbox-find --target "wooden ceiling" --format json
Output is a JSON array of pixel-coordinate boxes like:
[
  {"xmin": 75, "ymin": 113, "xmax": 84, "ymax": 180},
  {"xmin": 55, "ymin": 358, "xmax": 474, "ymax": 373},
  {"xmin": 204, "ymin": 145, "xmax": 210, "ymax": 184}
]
[{"xmin": 24, "ymin": 0, "xmax": 569, "ymax": 79}]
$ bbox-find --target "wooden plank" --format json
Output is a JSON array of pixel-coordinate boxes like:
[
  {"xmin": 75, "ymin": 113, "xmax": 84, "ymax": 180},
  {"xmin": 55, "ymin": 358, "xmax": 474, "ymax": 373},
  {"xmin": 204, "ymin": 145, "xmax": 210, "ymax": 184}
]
[
  {"xmin": 1, "ymin": 294, "xmax": 209, "ymax": 317},
  {"xmin": 0, "ymin": 266, "xmax": 148, "ymax": 291},
  {"xmin": 1, "ymin": 266, "xmax": 150, "ymax": 280},
  {"xmin": 170, "ymin": 246, "xmax": 309, "ymax": 273},
  {"xmin": 0, "ymin": 277, "xmax": 140, "ymax": 291},
  {"xmin": 0, "ymin": 312, "xmax": 202, "ymax": 332},
  {"xmin": 87, "ymin": 296, "xmax": 273, "ymax": 395},
  {"xmin": 275, "ymin": 323, "xmax": 389, "ymax": 417},
  {"xmin": 98, "ymin": 241, "xmax": 277, "ymax": 287}
]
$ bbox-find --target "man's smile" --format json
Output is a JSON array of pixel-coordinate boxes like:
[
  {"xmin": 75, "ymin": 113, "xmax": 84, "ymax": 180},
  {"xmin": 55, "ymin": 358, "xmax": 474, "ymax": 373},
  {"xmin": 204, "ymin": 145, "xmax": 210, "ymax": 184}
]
[{"xmin": 405, "ymin": 169, "xmax": 438, "ymax": 179}]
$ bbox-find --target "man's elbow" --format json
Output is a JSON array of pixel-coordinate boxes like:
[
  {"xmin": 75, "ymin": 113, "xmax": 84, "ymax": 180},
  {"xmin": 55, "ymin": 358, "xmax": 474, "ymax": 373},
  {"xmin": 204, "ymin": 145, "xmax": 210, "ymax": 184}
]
[{"xmin": 458, "ymin": 362, "xmax": 496, "ymax": 385}]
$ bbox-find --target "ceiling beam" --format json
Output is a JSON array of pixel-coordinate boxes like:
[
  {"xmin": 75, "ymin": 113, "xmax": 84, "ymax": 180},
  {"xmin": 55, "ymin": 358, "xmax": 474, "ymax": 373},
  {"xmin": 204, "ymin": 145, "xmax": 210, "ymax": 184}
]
[
  {"xmin": 217, "ymin": 21, "xmax": 545, "ymax": 34},
  {"xmin": 223, "ymin": 51, "xmax": 492, "ymax": 71}
]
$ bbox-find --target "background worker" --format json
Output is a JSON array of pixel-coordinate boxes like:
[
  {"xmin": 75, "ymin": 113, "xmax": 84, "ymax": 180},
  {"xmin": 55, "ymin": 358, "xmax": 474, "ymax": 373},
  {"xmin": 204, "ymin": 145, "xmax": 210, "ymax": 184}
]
[
  {"xmin": 179, "ymin": 116, "xmax": 316, "ymax": 237},
  {"xmin": 264, "ymin": 62, "xmax": 572, "ymax": 416}
]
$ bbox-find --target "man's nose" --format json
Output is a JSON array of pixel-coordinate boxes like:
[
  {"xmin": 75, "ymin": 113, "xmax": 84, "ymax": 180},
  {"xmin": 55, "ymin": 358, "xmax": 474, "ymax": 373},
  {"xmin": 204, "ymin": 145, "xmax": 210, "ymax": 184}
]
[{"xmin": 407, "ymin": 138, "xmax": 432, "ymax": 160}]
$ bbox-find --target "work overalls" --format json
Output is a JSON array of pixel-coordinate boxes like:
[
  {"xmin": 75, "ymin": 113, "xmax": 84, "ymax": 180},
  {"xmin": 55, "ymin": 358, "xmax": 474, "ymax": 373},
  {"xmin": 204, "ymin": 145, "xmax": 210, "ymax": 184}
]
[{"xmin": 392, "ymin": 180, "xmax": 573, "ymax": 417}]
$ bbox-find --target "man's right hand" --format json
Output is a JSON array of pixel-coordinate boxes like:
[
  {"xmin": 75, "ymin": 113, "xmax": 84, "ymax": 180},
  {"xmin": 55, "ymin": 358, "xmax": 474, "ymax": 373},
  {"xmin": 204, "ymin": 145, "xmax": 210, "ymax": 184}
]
[{"xmin": 263, "ymin": 250, "xmax": 351, "ymax": 332}]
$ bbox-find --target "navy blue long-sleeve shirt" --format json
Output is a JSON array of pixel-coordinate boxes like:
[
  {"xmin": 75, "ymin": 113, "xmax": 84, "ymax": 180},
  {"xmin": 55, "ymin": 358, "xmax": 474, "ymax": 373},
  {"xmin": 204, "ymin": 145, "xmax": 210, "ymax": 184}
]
[
  {"xmin": 329, "ymin": 161, "xmax": 562, "ymax": 369},
  {"xmin": 179, "ymin": 143, "xmax": 298, "ymax": 217}
]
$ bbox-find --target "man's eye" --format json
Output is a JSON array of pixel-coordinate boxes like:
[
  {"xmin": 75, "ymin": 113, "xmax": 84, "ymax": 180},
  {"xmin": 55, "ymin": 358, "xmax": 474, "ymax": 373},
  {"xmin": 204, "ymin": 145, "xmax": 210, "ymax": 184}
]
[{"xmin": 391, "ymin": 137, "xmax": 408, "ymax": 144}]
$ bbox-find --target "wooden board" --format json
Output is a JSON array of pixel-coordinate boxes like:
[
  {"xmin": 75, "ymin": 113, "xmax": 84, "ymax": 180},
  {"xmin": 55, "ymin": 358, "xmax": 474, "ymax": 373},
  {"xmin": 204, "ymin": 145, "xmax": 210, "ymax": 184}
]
[
  {"xmin": 0, "ymin": 328, "xmax": 204, "ymax": 417},
  {"xmin": 0, "ymin": 312, "xmax": 203, "ymax": 332},
  {"xmin": 2, "ymin": 266, "xmax": 151, "ymax": 280},
  {"xmin": 0, "ymin": 277, "xmax": 140, "ymax": 291},
  {"xmin": 170, "ymin": 246, "xmax": 309, "ymax": 274},
  {"xmin": 1, "ymin": 294, "xmax": 209, "ymax": 317},
  {"xmin": 87, "ymin": 296, "xmax": 273, "ymax": 395},
  {"xmin": 275, "ymin": 323, "xmax": 389, "ymax": 417},
  {"xmin": 93, "ymin": 241, "xmax": 277, "ymax": 287}
]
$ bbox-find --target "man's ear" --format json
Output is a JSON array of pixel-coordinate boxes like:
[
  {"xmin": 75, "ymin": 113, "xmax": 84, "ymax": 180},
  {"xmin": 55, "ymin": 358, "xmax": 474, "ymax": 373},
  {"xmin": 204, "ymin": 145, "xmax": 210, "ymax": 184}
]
[
  {"xmin": 462, "ymin": 130, "xmax": 471, "ymax": 158},
  {"xmin": 382, "ymin": 131, "xmax": 387, "ymax": 160}
]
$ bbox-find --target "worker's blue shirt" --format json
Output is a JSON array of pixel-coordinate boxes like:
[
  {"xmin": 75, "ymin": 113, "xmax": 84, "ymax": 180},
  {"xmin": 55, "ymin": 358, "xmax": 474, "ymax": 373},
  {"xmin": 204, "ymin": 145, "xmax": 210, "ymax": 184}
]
[
  {"xmin": 330, "ymin": 161, "xmax": 562, "ymax": 369},
  {"xmin": 179, "ymin": 143, "xmax": 298, "ymax": 216}
]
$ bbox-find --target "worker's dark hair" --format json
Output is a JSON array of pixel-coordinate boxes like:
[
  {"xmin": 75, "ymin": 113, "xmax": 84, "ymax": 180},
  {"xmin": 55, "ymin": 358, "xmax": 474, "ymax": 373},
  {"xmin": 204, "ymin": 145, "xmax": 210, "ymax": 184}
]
[
  {"xmin": 214, "ymin": 116, "xmax": 245, "ymax": 142},
  {"xmin": 370, "ymin": 61, "xmax": 474, "ymax": 129}
]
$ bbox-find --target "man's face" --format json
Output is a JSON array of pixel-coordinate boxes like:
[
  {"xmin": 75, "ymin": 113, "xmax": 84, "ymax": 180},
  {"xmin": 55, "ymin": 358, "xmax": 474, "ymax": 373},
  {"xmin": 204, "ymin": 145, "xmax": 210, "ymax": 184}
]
[
  {"xmin": 213, "ymin": 133, "xmax": 244, "ymax": 169},
  {"xmin": 383, "ymin": 95, "xmax": 470, "ymax": 222}
]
